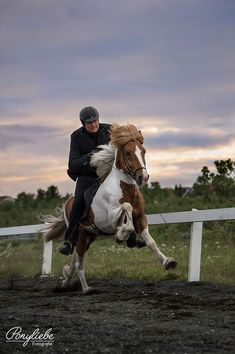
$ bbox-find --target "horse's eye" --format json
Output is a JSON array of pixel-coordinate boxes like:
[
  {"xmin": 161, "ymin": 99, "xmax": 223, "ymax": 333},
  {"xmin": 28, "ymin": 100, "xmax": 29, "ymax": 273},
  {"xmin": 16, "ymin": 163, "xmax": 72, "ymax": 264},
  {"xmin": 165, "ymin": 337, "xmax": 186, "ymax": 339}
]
[{"xmin": 125, "ymin": 151, "xmax": 131, "ymax": 157}]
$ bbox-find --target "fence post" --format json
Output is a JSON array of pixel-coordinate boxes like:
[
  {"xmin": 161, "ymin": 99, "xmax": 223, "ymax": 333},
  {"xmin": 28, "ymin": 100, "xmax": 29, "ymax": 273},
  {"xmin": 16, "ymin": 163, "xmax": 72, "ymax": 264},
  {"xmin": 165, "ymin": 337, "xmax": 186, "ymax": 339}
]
[
  {"xmin": 188, "ymin": 208, "xmax": 203, "ymax": 281},
  {"xmin": 41, "ymin": 239, "xmax": 53, "ymax": 276}
]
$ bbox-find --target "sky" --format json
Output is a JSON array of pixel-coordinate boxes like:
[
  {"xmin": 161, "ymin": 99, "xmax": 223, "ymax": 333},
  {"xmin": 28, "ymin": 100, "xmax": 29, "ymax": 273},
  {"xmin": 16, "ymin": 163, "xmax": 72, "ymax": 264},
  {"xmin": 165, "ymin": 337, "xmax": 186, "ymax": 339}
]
[{"xmin": 0, "ymin": 0, "xmax": 235, "ymax": 197}]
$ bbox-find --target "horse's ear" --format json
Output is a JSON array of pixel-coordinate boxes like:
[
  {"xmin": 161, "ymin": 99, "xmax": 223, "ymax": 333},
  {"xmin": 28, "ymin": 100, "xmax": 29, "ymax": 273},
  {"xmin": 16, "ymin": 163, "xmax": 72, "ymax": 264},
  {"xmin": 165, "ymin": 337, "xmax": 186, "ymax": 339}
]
[{"xmin": 138, "ymin": 130, "xmax": 144, "ymax": 144}]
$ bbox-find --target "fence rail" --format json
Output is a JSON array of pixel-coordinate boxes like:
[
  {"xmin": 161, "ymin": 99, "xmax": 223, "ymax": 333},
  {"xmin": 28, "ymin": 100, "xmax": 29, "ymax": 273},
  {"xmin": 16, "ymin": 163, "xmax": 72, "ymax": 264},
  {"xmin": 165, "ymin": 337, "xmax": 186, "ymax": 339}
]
[{"xmin": 0, "ymin": 207, "xmax": 235, "ymax": 281}]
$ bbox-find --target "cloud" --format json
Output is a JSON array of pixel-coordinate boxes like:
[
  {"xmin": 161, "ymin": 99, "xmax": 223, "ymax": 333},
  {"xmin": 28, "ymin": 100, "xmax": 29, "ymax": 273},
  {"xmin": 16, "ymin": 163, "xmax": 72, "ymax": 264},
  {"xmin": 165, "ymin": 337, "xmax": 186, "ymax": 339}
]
[
  {"xmin": 144, "ymin": 130, "xmax": 235, "ymax": 149},
  {"xmin": 146, "ymin": 139, "xmax": 235, "ymax": 186},
  {"xmin": 0, "ymin": 124, "xmax": 64, "ymax": 149},
  {"xmin": 0, "ymin": 0, "xmax": 235, "ymax": 196},
  {"xmin": 0, "ymin": 148, "xmax": 73, "ymax": 197}
]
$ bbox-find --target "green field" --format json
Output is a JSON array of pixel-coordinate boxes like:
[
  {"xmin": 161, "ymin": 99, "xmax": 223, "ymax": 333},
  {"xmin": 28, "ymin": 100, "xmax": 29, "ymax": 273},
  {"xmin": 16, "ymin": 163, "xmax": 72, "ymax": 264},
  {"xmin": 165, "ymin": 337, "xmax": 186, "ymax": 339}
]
[
  {"xmin": 1, "ymin": 224, "xmax": 234, "ymax": 285},
  {"xmin": 0, "ymin": 166, "xmax": 234, "ymax": 285}
]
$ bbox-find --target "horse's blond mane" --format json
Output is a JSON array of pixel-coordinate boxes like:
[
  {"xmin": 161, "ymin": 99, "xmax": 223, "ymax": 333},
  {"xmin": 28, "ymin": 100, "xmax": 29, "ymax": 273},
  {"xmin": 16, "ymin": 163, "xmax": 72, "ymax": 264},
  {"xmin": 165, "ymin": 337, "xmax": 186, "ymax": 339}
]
[
  {"xmin": 110, "ymin": 124, "xmax": 144, "ymax": 147},
  {"xmin": 90, "ymin": 124, "xmax": 144, "ymax": 179}
]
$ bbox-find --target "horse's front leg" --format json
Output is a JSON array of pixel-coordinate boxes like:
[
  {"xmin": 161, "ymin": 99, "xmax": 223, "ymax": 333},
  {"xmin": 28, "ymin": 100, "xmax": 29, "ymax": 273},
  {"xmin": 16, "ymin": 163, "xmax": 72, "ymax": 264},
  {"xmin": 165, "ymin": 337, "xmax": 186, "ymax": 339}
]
[
  {"xmin": 115, "ymin": 202, "xmax": 135, "ymax": 242},
  {"xmin": 135, "ymin": 215, "xmax": 177, "ymax": 270}
]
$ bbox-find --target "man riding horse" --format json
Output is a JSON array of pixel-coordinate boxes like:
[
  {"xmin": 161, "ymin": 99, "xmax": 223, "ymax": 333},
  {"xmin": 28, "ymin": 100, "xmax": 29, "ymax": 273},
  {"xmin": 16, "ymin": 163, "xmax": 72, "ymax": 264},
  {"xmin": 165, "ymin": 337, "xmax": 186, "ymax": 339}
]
[{"xmin": 59, "ymin": 106, "xmax": 146, "ymax": 255}]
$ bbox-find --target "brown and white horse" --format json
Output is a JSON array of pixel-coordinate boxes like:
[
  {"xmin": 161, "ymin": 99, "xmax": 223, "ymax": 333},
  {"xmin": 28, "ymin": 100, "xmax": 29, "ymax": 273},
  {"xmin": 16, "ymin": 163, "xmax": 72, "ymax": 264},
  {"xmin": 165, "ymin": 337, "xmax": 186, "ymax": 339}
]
[{"xmin": 43, "ymin": 124, "xmax": 177, "ymax": 293}]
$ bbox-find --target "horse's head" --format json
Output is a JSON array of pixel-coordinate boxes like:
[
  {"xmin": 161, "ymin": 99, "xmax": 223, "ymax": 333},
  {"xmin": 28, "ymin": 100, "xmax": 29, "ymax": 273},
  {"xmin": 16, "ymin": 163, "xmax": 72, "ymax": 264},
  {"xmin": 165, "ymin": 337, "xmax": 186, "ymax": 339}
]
[
  {"xmin": 116, "ymin": 139, "xmax": 149, "ymax": 186},
  {"xmin": 90, "ymin": 124, "xmax": 149, "ymax": 186}
]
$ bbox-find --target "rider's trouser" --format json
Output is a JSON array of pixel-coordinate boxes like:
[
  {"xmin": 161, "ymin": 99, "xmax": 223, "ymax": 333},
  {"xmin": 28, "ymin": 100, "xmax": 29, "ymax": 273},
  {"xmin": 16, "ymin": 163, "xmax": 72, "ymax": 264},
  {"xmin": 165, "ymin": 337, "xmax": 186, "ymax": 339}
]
[{"xmin": 64, "ymin": 176, "xmax": 97, "ymax": 247}]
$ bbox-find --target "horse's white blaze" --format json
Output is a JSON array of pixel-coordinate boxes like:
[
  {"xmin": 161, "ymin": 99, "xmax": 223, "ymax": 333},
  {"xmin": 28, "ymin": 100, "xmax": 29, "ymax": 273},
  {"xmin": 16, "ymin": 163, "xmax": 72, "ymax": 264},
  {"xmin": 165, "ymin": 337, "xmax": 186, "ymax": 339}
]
[
  {"xmin": 135, "ymin": 145, "xmax": 145, "ymax": 168},
  {"xmin": 135, "ymin": 146, "xmax": 149, "ymax": 183}
]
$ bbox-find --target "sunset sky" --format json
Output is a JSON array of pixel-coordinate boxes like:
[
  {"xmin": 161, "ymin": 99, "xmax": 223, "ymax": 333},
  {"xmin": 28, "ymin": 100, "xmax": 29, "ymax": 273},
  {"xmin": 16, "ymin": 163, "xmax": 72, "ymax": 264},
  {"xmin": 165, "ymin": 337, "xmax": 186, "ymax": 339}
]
[{"xmin": 1, "ymin": 0, "xmax": 235, "ymax": 197}]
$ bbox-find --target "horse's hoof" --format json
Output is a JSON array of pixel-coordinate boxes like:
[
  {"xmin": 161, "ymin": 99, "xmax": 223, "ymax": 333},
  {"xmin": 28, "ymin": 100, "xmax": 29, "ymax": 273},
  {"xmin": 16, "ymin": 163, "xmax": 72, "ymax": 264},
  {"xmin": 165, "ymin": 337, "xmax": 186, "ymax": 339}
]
[
  {"xmin": 115, "ymin": 229, "xmax": 124, "ymax": 243},
  {"xmin": 115, "ymin": 238, "xmax": 123, "ymax": 244},
  {"xmin": 164, "ymin": 258, "xmax": 177, "ymax": 270},
  {"xmin": 62, "ymin": 280, "xmax": 70, "ymax": 288},
  {"xmin": 83, "ymin": 287, "xmax": 94, "ymax": 295}
]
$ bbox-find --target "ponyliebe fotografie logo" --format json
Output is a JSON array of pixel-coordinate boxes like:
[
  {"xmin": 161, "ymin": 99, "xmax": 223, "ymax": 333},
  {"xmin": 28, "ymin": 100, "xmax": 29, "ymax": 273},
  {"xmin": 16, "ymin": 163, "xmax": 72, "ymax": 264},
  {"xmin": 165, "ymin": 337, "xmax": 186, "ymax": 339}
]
[{"xmin": 6, "ymin": 326, "xmax": 54, "ymax": 347}]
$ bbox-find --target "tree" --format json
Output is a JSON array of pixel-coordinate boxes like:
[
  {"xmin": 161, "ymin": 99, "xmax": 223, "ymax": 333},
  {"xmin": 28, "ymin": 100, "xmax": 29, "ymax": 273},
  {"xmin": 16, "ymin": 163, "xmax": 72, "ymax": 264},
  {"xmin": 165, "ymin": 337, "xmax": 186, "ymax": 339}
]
[
  {"xmin": 15, "ymin": 192, "xmax": 35, "ymax": 207},
  {"xmin": 45, "ymin": 185, "xmax": 61, "ymax": 199},
  {"xmin": 212, "ymin": 159, "xmax": 235, "ymax": 197},
  {"xmin": 150, "ymin": 181, "xmax": 161, "ymax": 192},
  {"xmin": 174, "ymin": 184, "xmax": 185, "ymax": 197},
  {"xmin": 194, "ymin": 159, "xmax": 235, "ymax": 198},
  {"xmin": 37, "ymin": 188, "xmax": 46, "ymax": 200}
]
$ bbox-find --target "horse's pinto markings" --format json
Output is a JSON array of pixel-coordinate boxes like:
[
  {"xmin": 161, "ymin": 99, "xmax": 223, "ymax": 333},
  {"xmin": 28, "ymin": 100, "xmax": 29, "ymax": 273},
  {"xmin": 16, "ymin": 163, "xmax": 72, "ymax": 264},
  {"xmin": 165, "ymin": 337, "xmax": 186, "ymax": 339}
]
[{"xmin": 43, "ymin": 124, "xmax": 177, "ymax": 294}]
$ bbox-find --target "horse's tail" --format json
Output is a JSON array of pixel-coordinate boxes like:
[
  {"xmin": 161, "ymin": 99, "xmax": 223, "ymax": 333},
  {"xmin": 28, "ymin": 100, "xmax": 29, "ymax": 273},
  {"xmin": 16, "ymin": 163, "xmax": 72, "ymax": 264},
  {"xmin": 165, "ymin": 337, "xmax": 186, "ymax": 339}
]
[{"xmin": 40, "ymin": 207, "xmax": 67, "ymax": 242}]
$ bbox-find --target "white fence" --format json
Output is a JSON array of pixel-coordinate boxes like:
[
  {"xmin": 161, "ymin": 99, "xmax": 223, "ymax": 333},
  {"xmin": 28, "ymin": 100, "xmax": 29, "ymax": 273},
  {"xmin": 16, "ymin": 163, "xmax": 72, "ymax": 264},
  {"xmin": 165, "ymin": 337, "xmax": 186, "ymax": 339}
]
[{"xmin": 0, "ymin": 207, "xmax": 234, "ymax": 282}]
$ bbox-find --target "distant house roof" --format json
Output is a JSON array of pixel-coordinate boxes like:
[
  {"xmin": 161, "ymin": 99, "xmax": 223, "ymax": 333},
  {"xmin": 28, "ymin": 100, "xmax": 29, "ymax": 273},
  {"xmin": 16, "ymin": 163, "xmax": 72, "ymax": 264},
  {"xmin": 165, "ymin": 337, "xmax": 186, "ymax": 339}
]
[{"xmin": 0, "ymin": 196, "xmax": 15, "ymax": 203}]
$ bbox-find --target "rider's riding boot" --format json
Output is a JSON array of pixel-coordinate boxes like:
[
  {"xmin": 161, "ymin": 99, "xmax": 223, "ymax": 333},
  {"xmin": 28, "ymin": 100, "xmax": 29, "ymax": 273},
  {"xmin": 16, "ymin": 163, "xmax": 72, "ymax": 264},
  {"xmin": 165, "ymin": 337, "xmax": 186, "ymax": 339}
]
[
  {"xmin": 126, "ymin": 232, "xmax": 146, "ymax": 248},
  {"xmin": 58, "ymin": 194, "xmax": 84, "ymax": 256},
  {"xmin": 58, "ymin": 224, "xmax": 79, "ymax": 255},
  {"xmin": 58, "ymin": 241, "xmax": 74, "ymax": 255}
]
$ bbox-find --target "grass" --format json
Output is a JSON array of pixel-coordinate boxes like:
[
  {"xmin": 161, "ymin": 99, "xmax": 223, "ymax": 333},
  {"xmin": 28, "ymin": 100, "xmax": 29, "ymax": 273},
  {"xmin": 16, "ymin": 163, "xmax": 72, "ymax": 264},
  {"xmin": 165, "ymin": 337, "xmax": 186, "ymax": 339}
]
[
  {"xmin": 0, "ymin": 225, "xmax": 234, "ymax": 285},
  {"xmin": 200, "ymin": 241, "xmax": 235, "ymax": 284},
  {"xmin": 0, "ymin": 239, "xmax": 43, "ymax": 277}
]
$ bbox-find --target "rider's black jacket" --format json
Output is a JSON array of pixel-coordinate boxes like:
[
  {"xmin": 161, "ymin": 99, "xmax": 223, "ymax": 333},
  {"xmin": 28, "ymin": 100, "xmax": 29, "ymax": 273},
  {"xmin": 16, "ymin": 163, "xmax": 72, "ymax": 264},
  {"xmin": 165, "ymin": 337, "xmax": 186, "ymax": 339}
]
[{"xmin": 67, "ymin": 123, "xmax": 111, "ymax": 181}]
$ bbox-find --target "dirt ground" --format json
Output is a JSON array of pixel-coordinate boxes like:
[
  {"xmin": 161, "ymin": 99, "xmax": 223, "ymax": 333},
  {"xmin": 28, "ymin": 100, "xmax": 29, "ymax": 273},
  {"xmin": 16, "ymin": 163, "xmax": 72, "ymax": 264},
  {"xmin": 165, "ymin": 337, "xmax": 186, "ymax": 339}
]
[{"xmin": 0, "ymin": 277, "xmax": 235, "ymax": 354}]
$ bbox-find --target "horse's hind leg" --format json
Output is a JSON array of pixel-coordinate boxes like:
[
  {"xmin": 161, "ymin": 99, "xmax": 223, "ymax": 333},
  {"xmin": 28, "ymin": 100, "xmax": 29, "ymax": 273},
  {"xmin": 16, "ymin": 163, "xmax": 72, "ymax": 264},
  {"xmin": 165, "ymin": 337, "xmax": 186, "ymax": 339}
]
[
  {"xmin": 74, "ymin": 229, "xmax": 96, "ymax": 294},
  {"xmin": 62, "ymin": 256, "xmax": 76, "ymax": 287},
  {"xmin": 74, "ymin": 253, "xmax": 92, "ymax": 294}
]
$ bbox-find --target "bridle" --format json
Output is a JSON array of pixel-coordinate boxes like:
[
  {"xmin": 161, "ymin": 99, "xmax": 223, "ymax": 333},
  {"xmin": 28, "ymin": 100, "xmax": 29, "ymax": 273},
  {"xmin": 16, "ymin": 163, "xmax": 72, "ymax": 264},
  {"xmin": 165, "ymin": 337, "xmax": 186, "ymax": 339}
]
[
  {"xmin": 99, "ymin": 139, "xmax": 148, "ymax": 184},
  {"xmin": 121, "ymin": 140, "xmax": 147, "ymax": 182}
]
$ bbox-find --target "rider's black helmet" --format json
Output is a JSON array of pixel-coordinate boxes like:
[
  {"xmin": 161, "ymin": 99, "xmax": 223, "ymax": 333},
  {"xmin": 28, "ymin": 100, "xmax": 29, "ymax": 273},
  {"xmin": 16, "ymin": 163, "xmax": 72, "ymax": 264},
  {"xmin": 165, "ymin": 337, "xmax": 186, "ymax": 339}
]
[{"xmin": 79, "ymin": 106, "xmax": 99, "ymax": 124}]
